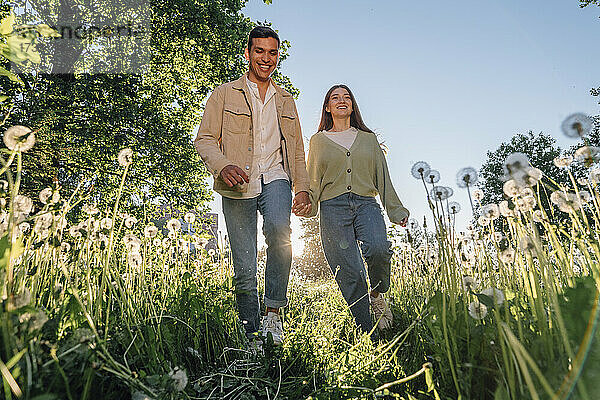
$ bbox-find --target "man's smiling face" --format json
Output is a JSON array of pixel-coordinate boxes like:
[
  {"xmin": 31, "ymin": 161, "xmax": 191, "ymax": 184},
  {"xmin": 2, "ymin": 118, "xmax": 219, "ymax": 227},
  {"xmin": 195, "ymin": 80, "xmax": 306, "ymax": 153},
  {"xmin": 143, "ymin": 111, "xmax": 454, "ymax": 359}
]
[{"xmin": 245, "ymin": 37, "xmax": 279, "ymax": 83}]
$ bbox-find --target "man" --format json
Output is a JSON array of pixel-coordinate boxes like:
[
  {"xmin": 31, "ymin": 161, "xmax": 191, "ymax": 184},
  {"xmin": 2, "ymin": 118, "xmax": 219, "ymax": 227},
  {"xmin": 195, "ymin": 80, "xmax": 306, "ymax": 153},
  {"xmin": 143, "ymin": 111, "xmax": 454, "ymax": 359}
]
[{"xmin": 194, "ymin": 26, "xmax": 311, "ymax": 348}]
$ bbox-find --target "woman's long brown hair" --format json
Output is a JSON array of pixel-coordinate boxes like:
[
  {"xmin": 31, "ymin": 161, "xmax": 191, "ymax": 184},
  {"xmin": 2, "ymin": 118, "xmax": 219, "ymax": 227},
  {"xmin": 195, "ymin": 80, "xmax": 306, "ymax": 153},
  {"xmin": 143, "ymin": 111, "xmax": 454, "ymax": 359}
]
[{"xmin": 317, "ymin": 84, "xmax": 374, "ymax": 133}]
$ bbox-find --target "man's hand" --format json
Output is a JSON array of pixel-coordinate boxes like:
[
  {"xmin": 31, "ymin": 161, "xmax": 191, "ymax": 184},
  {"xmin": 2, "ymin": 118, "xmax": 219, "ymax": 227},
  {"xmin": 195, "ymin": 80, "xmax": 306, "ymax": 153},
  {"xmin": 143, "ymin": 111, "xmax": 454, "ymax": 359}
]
[
  {"xmin": 399, "ymin": 217, "xmax": 408, "ymax": 227},
  {"xmin": 292, "ymin": 191, "xmax": 311, "ymax": 217},
  {"xmin": 220, "ymin": 165, "xmax": 250, "ymax": 187}
]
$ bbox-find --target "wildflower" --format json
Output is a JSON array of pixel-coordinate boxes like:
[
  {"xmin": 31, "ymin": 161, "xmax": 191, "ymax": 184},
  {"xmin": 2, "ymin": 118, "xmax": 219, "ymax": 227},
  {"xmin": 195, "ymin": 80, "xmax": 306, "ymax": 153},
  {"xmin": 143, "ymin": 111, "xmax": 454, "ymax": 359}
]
[
  {"xmin": 118, "ymin": 148, "xmax": 134, "ymax": 167},
  {"xmin": 477, "ymin": 215, "xmax": 490, "ymax": 226},
  {"xmin": 515, "ymin": 195, "xmax": 536, "ymax": 212},
  {"xmin": 184, "ymin": 212, "xmax": 196, "ymax": 225},
  {"xmin": 514, "ymin": 167, "xmax": 542, "ymax": 188},
  {"xmin": 456, "ymin": 167, "xmax": 478, "ymax": 188},
  {"xmin": 462, "ymin": 276, "xmax": 477, "ymax": 291},
  {"xmin": 503, "ymin": 180, "xmax": 520, "ymax": 198},
  {"xmin": 447, "ymin": 201, "xmax": 461, "ymax": 214},
  {"xmin": 500, "ymin": 247, "xmax": 515, "ymax": 263},
  {"xmin": 152, "ymin": 238, "xmax": 162, "ymax": 247},
  {"xmin": 425, "ymin": 170, "xmax": 440, "ymax": 184},
  {"xmin": 503, "ymin": 152, "xmax": 530, "ymax": 178},
  {"xmin": 589, "ymin": 168, "xmax": 600, "ymax": 183},
  {"xmin": 82, "ymin": 204, "xmax": 99, "ymax": 215},
  {"xmin": 127, "ymin": 252, "xmax": 143, "ymax": 269},
  {"xmin": 532, "ymin": 210, "xmax": 544, "ymax": 223},
  {"xmin": 124, "ymin": 215, "xmax": 138, "ymax": 229},
  {"xmin": 166, "ymin": 218, "xmax": 181, "ymax": 232},
  {"xmin": 14, "ymin": 195, "xmax": 33, "ymax": 215},
  {"xmin": 18, "ymin": 222, "xmax": 30, "ymax": 234},
  {"xmin": 100, "ymin": 217, "xmax": 113, "ymax": 230},
  {"xmin": 561, "ymin": 113, "xmax": 593, "ymax": 138},
  {"xmin": 68, "ymin": 225, "xmax": 82, "ymax": 238},
  {"xmin": 519, "ymin": 236, "xmax": 536, "ymax": 254},
  {"xmin": 430, "ymin": 186, "xmax": 451, "ymax": 202},
  {"xmin": 471, "ymin": 188, "xmax": 484, "ymax": 202},
  {"xmin": 578, "ymin": 177, "xmax": 589, "ymax": 186},
  {"xmin": 144, "ymin": 224, "xmax": 158, "ymax": 238},
  {"xmin": 411, "ymin": 161, "xmax": 431, "ymax": 179},
  {"xmin": 468, "ymin": 301, "xmax": 488, "ymax": 319},
  {"xmin": 3, "ymin": 125, "xmax": 35, "ymax": 152},
  {"xmin": 480, "ymin": 204, "xmax": 500, "ymax": 220},
  {"xmin": 61, "ymin": 242, "xmax": 71, "ymax": 253},
  {"xmin": 574, "ymin": 146, "xmax": 600, "ymax": 166},
  {"xmin": 481, "ymin": 288, "xmax": 505, "ymax": 306},
  {"xmin": 578, "ymin": 190, "xmax": 591, "ymax": 204},
  {"xmin": 124, "ymin": 234, "xmax": 142, "ymax": 253},
  {"xmin": 553, "ymin": 156, "xmax": 573, "ymax": 168},
  {"xmin": 520, "ymin": 187, "xmax": 534, "ymax": 197},
  {"xmin": 168, "ymin": 367, "xmax": 188, "ymax": 392}
]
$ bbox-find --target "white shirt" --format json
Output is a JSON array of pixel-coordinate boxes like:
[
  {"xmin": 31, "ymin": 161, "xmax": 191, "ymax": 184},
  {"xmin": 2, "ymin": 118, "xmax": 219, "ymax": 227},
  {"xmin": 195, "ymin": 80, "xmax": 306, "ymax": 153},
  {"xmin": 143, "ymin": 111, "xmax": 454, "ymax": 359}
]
[
  {"xmin": 220, "ymin": 76, "xmax": 289, "ymax": 199},
  {"xmin": 323, "ymin": 127, "xmax": 358, "ymax": 150}
]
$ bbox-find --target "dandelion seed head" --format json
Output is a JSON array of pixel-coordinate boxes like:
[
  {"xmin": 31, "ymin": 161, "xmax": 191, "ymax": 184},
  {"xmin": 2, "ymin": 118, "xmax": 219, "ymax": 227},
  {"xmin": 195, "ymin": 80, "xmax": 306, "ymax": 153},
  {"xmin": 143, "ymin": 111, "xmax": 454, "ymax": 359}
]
[
  {"xmin": 168, "ymin": 230, "xmax": 177, "ymax": 239},
  {"xmin": 471, "ymin": 189, "xmax": 484, "ymax": 202},
  {"xmin": 481, "ymin": 287, "xmax": 505, "ymax": 306},
  {"xmin": 478, "ymin": 215, "xmax": 491, "ymax": 227},
  {"xmin": 462, "ymin": 276, "xmax": 477, "ymax": 292},
  {"xmin": 124, "ymin": 215, "xmax": 138, "ymax": 229},
  {"xmin": 578, "ymin": 190, "xmax": 591, "ymax": 204},
  {"xmin": 503, "ymin": 180, "xmax": 519, "ymax": 198},
  {"xmin": 430, "ymin": 186, "xmax": 451, "ymax": 202},
  {"xmin": 100, "ymin": 217, "xmax": 113, "ymax": 230},
  {"xmin": 124, "ymin": 234, "xmax": 142, "ymax": 253},
  {"xmin": 500, "ymin": 247, "xmax": 515, "ymax": 263},
  {"xmin": 411, "ymin": 161, "xmax": 431, "ymax": 179},
  {"xmin": 118, "ymin": 148, "xmax": 134, "ymax": 167},
  {"xmin": 168, "ymin": 367, "xmax": 188, "ymax": 392},
  {"xmin": 184, "ymin": 212, "xmax": 196, "ymax": 225},
  {"xmin": 532, "ymin": 210, "xmax": 544, "ymax": 223},
  {"xmin": 152, "ymin": 238, "xmax": 162, "ymax": 247},
  {"xmin": 14, "ymin": 195, "xmax": 33, "ymax": 215},
  {"xmin": 144, "ymin": 225, "xmax": 158, "ymax": 238},
  {"xmin": 166, "ymin": 218, "xmax": 181, "ymax": 232},
  {"xmin": 82, "ymin": 204, "xmax": 99, "ymax": 215},
  {"xmin": 456, "ymin": 167, "xmax": 478, "ymax": 188},
  {"xmin": 208, "ymin": 249, "xmax": 215, "ymax": 256},
  {"xmin": 18, "ymin": 222, "xmax": 30, "ymax": 234},
  {"xmin": 503, "ymin": 152, "xmax": 530, "ymax": 178},
  {"xmin": 493, "ymin": 232, "xmax": 504, "ymax": 242},
  {"xmin": 468, "ymin": 301, "xmax": 488, "ymax": 319},
  {"xmin": 575, "ymin": 146, "xmax": 600, "ymax": 166},
  {"xmin": 3, "ymin": 125, "xmax": 35, "ymax": 152},
  {"xmin": 562, "ymin": 113, "xmax": 593, "ymax": 138},
  {"xmin": 553, "ymin": 156, "xmax": 573, "ymax": 168},
  {"xmin": 519, "ymin": 236, "xmax": 536, "ymax": 254},
  {"xmin": 425, "ymin": 170, "xmax": 441, "ymax": 184},
  {"xmin": 447, "ymin": 201, "xmax": 461, "ymax": 214},
  {"xmin": 481, "ymin": 204, "xmax": 500, "ymax": 220}
]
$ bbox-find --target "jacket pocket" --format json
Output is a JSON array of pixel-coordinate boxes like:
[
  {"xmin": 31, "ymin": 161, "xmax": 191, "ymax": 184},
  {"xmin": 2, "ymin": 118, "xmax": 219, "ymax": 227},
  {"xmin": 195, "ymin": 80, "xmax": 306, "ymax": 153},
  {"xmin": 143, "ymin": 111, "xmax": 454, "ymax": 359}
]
[{"xmin": 223, "ymin": 105, "xmax": 251, "ymax": 134}]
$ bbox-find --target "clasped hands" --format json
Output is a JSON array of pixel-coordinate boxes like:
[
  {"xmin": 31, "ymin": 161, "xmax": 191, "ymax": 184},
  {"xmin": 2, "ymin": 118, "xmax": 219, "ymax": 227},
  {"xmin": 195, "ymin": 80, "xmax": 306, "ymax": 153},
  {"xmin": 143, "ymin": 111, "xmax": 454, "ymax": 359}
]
[{"xmin": 220, "ymin": 165, "xmax": 311, "ymax": 217}]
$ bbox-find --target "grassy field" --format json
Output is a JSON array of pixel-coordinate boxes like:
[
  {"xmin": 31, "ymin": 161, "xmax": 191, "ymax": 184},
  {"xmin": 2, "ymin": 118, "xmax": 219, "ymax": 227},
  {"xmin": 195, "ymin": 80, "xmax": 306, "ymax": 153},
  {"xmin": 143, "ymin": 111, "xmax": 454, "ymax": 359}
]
[{"xmin": 0, "ymin": 125, "xmax": 599, "ymax": 399}]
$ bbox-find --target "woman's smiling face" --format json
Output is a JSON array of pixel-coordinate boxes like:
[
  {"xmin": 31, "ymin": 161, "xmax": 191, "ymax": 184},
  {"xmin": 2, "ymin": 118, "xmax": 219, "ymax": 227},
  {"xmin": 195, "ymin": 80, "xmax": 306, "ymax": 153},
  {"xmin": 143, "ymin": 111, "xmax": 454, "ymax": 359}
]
[{"xmin": 326, "ymin": 87, "xmax": 353, "ymax": 120}]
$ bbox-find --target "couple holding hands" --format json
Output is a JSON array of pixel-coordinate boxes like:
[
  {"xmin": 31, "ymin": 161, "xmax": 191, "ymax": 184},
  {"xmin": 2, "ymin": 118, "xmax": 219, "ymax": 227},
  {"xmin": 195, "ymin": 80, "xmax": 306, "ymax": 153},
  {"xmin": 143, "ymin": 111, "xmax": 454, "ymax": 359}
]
[{"xmin": 194, "ymin": 26, "xmax": 409, "ymax": 348}]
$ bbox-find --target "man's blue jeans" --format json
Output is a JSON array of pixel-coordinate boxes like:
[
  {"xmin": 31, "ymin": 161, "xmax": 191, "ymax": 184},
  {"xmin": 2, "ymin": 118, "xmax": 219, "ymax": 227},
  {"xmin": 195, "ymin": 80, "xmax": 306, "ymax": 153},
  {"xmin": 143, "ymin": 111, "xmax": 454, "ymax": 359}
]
[
  {"xmin": 319, "ymin": 193, "xmax": 393, "ymax": 333},
  {"xmin": 222, "ymin": 179, "xmax": 292, "ymax": 337}
]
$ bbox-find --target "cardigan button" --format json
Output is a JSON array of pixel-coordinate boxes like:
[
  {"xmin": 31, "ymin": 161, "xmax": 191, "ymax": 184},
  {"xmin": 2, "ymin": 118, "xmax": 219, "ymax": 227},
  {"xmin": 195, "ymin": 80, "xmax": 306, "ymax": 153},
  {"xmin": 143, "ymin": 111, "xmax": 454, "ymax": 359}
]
[
  {"xmin": 347, "ymin": 185, "xmax": 351, "ymax": 190},
  {"xmin": 346, "ymin": 151, "xmax": 351, "ymax": 156},
  {"xmin": 347, "ymin": 168, "xmax": 351, "ymax": 173}
]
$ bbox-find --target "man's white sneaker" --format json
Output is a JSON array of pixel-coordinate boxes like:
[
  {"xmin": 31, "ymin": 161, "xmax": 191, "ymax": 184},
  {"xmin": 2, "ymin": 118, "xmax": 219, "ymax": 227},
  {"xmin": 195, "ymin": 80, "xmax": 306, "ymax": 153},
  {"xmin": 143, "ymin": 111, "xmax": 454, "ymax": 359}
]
[
  {"xmin": 370, "ymin": 293, "xmax": 393, "ymax": 330},
  {"xmin": 261, "ymin": 312, "xmax": 284, "ymax": 345}
]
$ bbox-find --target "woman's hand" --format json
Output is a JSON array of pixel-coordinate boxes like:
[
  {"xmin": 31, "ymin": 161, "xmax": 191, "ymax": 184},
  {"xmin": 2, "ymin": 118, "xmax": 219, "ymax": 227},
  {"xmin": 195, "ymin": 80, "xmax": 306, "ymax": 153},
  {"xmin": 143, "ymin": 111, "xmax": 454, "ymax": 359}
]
[
  {"xmin": 292, "ymin": 191, "xmax": 311, "ymax": 217},
  {"xmin": 399, "ymin": 217, "xmax": 408, "ymax": 227}
]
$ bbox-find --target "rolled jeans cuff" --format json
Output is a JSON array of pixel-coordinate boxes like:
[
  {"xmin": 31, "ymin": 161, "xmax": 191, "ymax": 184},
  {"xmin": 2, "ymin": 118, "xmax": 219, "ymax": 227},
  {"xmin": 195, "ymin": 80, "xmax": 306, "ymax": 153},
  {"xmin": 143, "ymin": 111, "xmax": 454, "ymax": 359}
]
[{"xmin": 264, "ymin": 296, "xmax": 288, "ymax": 309}]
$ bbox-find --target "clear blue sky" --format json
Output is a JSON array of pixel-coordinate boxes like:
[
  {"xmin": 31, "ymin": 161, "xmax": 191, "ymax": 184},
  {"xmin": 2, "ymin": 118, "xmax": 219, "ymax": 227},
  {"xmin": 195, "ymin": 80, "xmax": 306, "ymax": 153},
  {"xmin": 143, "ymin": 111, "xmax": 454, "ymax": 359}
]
[{"xmin": 207, "ymin": 0, "xmax": 600, "ymax": 252}]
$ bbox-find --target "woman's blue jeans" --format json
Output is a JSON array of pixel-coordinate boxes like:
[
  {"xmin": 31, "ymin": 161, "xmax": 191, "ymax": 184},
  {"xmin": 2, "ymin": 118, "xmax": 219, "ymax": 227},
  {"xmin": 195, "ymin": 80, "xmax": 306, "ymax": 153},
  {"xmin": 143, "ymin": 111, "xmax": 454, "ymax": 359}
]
[
  {"xmin": 320, "ymin": 193, "xmax": 393, "ymax": 332},
  {"xmin": 222, "ymin": 179, "xmax": 292, "ymax": 337}
]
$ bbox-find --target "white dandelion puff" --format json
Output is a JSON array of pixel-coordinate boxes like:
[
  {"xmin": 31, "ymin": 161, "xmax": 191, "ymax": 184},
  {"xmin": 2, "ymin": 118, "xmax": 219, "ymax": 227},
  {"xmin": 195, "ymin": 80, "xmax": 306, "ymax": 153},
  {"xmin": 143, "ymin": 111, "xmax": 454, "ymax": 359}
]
[
  {"xmin": 553, "ymin": 156, "xmax": 573, "ymax": 168},
  {"xmin": 499, "ymin": 247, "xmax": 515, "ymax": 263},
  {"xmin": 144, "ymin": 225, "xmax": 158, "ymax": 238},
  {"xmin": 184, "ymin": 212, "xmax": 196, "ymax": 225},
  {"xmin": 472, "ymin": 189, "xmax": 484, "ymax": 202},
  {"xmin": 480, "ymin": 204, "xmax": 500, "ymax": 220},
  {"xmin": 468, "ymin": 301, "xmax": 488, "ymax": 320},
  {"xmin": 411, "ymin": 161, "xmax": 431, "ymax": 179},
  {"xmin": 166, "ymin": 218, "xmax": 181, "ymax": 232},
  {"xmin": 168, "ymin": 367, "xmax": 188, "ymax": 392},
  {"xmin": 124, "ymin": 215, "xmax": 138, "ymax": 229},
  {"xmin": 3, "ymin": 125, "xmax": 35, "ymax": 152},
  {"xmin": 456, "ymin": 167, "xmax": 478, "ymax": 188},
  {"xmin": 562, "ymin": 113, "xmax": 594, "ymax": 138},
  {"xmin": 462, "ymin": 276, "xmax": 477, "ymax": 292},
  {"xmin": 481, "ymin": 288, "xmax": 505, "ymax": 306}
]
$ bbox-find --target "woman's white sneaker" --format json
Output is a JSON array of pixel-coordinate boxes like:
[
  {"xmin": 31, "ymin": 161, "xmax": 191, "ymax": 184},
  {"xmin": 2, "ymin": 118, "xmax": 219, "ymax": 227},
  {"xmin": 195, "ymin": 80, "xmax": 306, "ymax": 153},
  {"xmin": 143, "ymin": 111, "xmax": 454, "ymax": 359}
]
[
  {"xmin": 370, "ymin": 293, "xmax": 393, "ymax": 330},
  {"xmin": 261, "ymin": 312, "xmax": 284, "ymax": 345}
]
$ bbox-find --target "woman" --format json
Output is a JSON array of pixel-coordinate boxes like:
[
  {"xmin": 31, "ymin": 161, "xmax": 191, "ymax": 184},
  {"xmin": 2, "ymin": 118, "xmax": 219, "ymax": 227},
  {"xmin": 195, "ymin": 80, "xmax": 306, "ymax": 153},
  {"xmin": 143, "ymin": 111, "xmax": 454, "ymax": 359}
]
[{"xmin": 294, "ymin": 85, "xmax": 409, "ymax": 333}]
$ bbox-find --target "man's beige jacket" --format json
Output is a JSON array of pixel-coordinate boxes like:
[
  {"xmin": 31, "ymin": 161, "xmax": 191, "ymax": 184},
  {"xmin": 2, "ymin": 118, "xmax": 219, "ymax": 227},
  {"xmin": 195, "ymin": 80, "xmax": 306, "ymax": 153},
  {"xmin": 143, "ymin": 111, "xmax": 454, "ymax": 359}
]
[{"xmin": 194, "ymin": 75, "xmax": 309, "ymax": 195}]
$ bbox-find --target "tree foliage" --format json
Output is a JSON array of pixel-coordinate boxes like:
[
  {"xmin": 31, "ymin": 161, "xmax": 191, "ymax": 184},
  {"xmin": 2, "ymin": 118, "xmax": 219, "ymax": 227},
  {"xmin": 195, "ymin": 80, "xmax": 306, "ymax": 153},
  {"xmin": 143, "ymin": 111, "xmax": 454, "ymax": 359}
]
[{"xmin": 0, "ymin": 0, "xmax": 296, "ymax": 213}]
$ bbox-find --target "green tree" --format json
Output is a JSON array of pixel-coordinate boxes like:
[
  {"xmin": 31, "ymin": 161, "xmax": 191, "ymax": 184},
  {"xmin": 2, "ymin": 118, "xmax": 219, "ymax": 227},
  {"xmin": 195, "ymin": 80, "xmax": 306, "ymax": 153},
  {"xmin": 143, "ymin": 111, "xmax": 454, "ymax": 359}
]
[{"xmin": 0, "ymin": 0, "xmax": 296, "ymax": 213}]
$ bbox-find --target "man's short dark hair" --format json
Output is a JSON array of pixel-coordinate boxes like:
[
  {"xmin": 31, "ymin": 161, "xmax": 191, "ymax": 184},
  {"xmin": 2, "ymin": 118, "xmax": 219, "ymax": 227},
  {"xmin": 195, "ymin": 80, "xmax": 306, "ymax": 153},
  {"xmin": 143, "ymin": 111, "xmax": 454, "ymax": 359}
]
[{"xmin": 247, "ymin": 26, "xmax": 280, "ymax": 51}]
